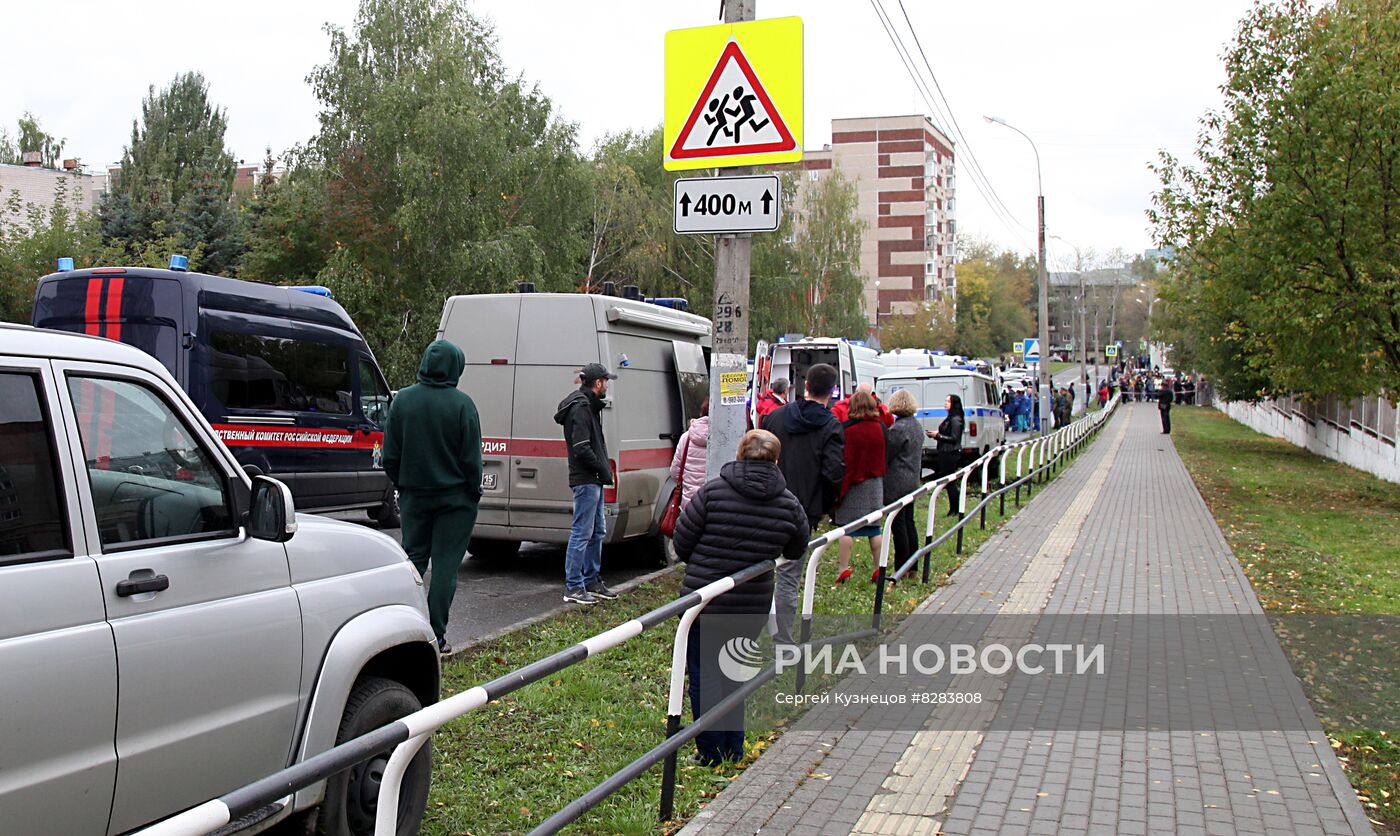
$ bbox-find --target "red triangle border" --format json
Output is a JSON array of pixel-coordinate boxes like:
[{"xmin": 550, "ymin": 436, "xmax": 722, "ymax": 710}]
[{"xmin": 669, "ymin": 40, "xmax": 797, "ymax": 161}]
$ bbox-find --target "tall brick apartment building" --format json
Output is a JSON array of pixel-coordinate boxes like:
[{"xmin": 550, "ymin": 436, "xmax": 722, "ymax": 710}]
[{"xmin": 798, "ymin": 115, "xmax": 956, "ymax": 342}]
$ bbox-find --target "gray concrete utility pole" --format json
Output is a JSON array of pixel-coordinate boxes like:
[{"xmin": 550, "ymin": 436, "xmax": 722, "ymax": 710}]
[
  {"xmin": 1080, "ymin": 271, "xmax": 1087, "ymax": 398},
  {"xmin": 705, "ymin": 0, "xmax": 756, "ymax": 480}
]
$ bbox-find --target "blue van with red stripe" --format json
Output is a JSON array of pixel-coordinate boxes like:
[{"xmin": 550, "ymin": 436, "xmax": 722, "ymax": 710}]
[{"xmin": 31, "ymin": 263, "xmax": 398, "ymax": 524}]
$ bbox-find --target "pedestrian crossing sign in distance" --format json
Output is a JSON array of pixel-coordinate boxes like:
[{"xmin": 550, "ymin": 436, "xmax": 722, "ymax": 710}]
[{"xmin": 664, "ymin": 17, "xmax": 803, "ymax": 171}]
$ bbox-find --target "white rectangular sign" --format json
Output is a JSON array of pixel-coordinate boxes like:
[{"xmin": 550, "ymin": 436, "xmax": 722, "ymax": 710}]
[{"xmin": 673, "ymin": 175, "xmax": 780, "ymax": 235}]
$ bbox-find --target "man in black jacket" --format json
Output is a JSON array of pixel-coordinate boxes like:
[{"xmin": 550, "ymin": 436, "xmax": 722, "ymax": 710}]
[
  {"xmin": 1158, "ymin": 382, "xmax": 1174, "ymax": 433},
  {"xmin": 762, "ymin": 363, "xmax": 844, "ymax": 642},
  {"xmin": 554, "ymin": 363, "xmax": 618, "ymax": 605}
]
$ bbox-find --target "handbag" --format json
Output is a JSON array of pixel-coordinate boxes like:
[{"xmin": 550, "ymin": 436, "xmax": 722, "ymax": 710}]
[{"xmin": 659, "ymin": 437, "xmax": 690, "ymax": 538}]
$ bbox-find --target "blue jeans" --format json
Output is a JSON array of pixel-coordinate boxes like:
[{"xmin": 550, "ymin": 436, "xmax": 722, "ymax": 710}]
[{"xmin": 565, "ymin": 483, "xmax": 605, "ymax": 591}]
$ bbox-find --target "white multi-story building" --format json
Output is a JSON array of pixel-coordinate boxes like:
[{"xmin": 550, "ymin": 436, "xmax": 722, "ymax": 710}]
[{"xmin": 0, "ymin": 158, "xmax": 106, "ymax": 232}]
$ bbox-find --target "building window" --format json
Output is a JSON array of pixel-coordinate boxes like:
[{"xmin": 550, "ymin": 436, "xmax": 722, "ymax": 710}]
[{"xmin": 808, "ymin": 170, "xmax": 819, "ymax": 181}]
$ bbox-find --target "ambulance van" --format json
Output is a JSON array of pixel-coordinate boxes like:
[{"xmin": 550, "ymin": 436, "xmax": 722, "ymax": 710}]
[
  {"xmin": 437, "ymin": 289, "xmax": 711, "ymax": 560},
  {"xmin": 755, "ymin": 336, "xmax": 881, "ymax": 406}
]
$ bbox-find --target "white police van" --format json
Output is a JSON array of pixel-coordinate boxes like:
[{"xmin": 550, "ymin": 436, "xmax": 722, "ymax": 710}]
[
  {"xmin": 878, "ymin": 348, "xmax": 963, "ymax": 373},
  {"xmin": 876, "ymin": 366, "xmax": 1005, "ymax": 464}
]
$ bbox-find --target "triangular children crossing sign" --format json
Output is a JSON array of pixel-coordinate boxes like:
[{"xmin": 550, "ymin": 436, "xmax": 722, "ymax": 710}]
[
  {"xmin": 670, "ymin": 41, "xmax": 795, "ymax": 160},
  {"xmin": 664, "ymin": 17, "xmax": 803, "ymax": 171}
]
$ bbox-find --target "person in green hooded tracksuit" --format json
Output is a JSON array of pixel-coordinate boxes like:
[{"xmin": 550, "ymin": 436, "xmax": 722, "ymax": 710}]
[{"xmin": 383, "ymin": 340, "xmax": 483, "ymax": 655}]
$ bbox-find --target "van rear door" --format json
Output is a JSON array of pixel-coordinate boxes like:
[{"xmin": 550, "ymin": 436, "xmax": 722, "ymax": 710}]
[
  {"xmin": 32, "ymin": 274, "xmax": 185, "ymax": 383},
  {"xmin": 509, "ymin": 296, "xmax": 601, "ymax": 533},
  {"xmin": 440, "ymin": 296, "xmax": 517, "ymax": 529}
]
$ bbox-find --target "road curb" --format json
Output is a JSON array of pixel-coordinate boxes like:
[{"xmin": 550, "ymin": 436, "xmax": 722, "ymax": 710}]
[{"xmin": 445, "ymin": 563, "xmax": 683, "ymax": 659}]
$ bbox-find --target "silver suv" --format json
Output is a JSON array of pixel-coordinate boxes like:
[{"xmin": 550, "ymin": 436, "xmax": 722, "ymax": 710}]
[{"xmin": 0, "ymin": 325, "xmax": 438, "ymax": 835}]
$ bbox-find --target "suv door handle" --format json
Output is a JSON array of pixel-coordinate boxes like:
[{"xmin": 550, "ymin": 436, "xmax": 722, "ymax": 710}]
[{"xmin": 116, "ymin": 571, "xmax": 170, "ymax": 597}]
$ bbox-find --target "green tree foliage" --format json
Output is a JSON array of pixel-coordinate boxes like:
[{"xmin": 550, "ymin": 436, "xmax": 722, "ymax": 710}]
[
  {"xmin": 102, "ymin": 72, "xmax": 240, "ymax": 268},
  {"xmin": 240, "ymin": 152, "xmax": 331, "ymax": 283},
  {"xmin": 0, "ymin": 178, "xmax": 198, "ymax": 323},
  {"xmin": 879, "ymin": 298, "xmax": 957, "ymax": 353},
  {"xmin": 0, "ymin": 113, "xmax": 66, "ymax": 168},
  {"xmin": 302, "ymin": 0, "xmax": 590, "ymax": 383},
  {"xmin": 1151, "ymin": 0, "xmax": 1400, "ymax": 400},
  {"xmin": 582, "ymin": 129, "xmax": 712, "ymax": 301},
  {"xmin": 882, "ymin": 239, "xmax": 1034, "ymax": 358},
  {"xmin": 0, "ymin": 178, "xmax": 93, "ymax": 321},
  {"xmin": 787, "ymin": 168, "xmax": 867, "ymax": 339}
]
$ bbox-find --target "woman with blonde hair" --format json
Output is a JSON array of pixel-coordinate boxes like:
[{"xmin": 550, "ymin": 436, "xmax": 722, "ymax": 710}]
[
  {"xmin": 833, "ymin": 390, "xmax": 886, "ymax": 583},
  {"xmin": 883, "ymin": 388, "xmax": 924, "ymax": 575}
]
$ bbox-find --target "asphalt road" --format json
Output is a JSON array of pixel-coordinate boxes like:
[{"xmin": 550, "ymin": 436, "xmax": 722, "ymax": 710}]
[{"xmin": 323, "ymin": 510, "xmax": 669, "ymax": 650}]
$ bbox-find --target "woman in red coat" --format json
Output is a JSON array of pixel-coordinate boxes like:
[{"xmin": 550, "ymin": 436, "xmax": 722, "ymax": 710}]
[{"xmin": 833, "ymin": 391, "xmax": 887, "ymax": 583}]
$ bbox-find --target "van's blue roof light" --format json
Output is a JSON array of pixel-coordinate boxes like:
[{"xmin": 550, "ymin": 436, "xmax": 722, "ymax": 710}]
[
  {"xmin": 849, "ymin": 340, "xmax": 866, "ymax": 347},
  {"xmin": 169, "ymin": 254, "xmax": 189, "ymax": 272},
  {"xmin": 932, "ymin": 350, "xmax": 945, "ymax": 355},
  {"xmin": 291, "ymin": 285, "xmax": 334, "ymax": 298},
  {"xmin": 776, "ymin": 336, "xmax": 786, "ymax": 342},
  {"xmin": 651, "ymin": 297, "xmax": 689, "ymax": 312},
  {"xmin": 56, "ymin": 257, "xmax": 74, "ymax": 272}
]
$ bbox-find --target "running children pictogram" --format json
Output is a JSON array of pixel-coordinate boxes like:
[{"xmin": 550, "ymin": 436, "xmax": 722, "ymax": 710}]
[{"xmin": 664, "ymin": 17, "xmax": 803, "ymax": 171}]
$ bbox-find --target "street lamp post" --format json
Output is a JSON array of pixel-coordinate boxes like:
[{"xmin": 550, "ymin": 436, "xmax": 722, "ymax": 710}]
[
  {"xmin": 985, "ymin": 115, "xmax": 1050, "ymax": 434},
  {"xmin": 874, "ymin": 279, "xmax": 881, "ymax": 349}
]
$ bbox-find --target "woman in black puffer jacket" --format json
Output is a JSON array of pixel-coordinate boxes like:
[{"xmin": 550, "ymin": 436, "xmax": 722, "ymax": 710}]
[
  {"xmin": 673, "ymin": 429, "xmax": 810, "ymax": 766},
  {"xmin": 930, "ymin": 393, "xmax": 966, "ymax": 516}
]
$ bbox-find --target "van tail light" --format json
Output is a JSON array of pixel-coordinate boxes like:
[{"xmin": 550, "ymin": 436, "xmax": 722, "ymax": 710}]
[
  {"xmin": 969, "ymin": 421, "xmax": 978, "ymax": 437},
  {"xmin": 604, "ymin": 459, "xmax": 618, "ymax": 503}
]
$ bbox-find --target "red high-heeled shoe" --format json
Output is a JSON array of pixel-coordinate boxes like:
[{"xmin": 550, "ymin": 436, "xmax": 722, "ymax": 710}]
[{"xmin": 836, "ymin": 568, "xmax": 852, "ymax": 584}]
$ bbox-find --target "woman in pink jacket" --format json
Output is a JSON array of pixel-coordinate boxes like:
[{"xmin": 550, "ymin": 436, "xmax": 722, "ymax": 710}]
[{"xmin": 669, "ymin": 399, "xmax": 710, "ymax": 508}]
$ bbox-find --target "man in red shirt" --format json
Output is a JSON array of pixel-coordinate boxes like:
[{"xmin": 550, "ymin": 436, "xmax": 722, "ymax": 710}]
[
  {"xmin": 754, "ymin": 377, "xmax": 790, "ymax": 425},
  {"xmin": 831, "ymin": 382, "xmax": 895, "ymax": 428}
]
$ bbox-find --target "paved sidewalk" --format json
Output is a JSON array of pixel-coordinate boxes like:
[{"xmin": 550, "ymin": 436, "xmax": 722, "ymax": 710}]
[{"xmin": 681, "ymin": 405, "xmax": 1373, "ymax": 836}]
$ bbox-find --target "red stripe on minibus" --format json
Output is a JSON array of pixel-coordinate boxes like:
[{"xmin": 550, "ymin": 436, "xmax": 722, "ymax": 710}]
[{"xmin": 83, "ymin": 279, "xmax": 102, "ymax": 336}]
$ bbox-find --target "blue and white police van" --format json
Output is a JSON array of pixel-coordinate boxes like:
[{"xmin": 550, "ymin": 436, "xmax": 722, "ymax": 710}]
[{"xmin": 876, "ymin": 365, "xmax": 1005, "ymax": 465}]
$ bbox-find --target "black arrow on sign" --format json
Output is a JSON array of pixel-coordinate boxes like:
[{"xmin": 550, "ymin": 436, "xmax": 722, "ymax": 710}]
[
  {"xmin": 679, "ymin": 193, "xmax": 691, "ymax": 216},
  {"xmin": 761, "ymin": 189, "xmax": 773, "ymax": 214}
]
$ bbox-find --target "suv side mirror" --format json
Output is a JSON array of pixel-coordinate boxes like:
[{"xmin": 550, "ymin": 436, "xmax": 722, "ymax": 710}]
[{"xmin": 248, "ymin": 476, "xmax": 297, "ymax": 542}]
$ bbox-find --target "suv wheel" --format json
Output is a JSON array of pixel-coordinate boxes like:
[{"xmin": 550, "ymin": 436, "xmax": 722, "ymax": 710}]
[
  {"xmin": 315, "ymin": 676, "xmax": 430, "ymax": 836},
  {"xmin": 373, "ymin": 489, "xmax": 400, "ymax": 528}
]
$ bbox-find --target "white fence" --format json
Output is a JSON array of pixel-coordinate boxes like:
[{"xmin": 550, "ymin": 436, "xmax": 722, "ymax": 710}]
[{"xmin": 1215, "ymin": 394, "xmax": 1400, "ymax": 484}]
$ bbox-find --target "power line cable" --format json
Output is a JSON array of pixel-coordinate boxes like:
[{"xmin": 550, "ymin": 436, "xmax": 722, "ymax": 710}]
[
  {"xmin": 865, "ymin": 0, "xmax": 1034, "ymax": 252},
  {"xmin": 891, "ymin": 0, "xmax": 1034, "ymax": 240},
  {"xmin": 884, "ymin": 0, "xmax": 1041, "ymax": 240}
]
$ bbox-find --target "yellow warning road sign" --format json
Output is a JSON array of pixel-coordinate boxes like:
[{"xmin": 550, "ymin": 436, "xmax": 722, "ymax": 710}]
[{"xmin": 664, "ymin": 17, "xmax": 803, "ymax": 171}]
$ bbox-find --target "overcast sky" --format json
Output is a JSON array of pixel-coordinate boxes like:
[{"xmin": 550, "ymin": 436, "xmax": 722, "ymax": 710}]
[{"xmin": 1, "ymin": 0, "xmax": 1255, "ymax": 265}]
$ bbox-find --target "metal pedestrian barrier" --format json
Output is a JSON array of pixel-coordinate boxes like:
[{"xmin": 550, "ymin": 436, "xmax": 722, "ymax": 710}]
[{"xmin": 138, "ymin": 397, "xmax": 1120, "ymax": 836}]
